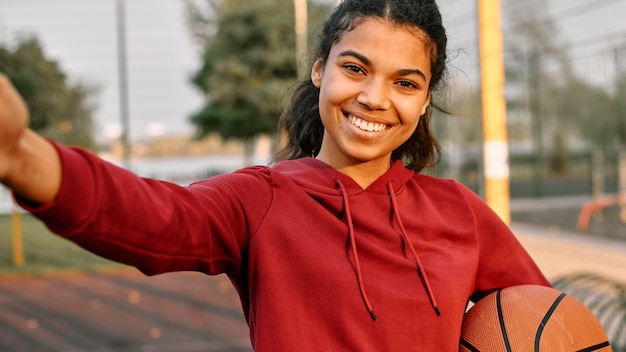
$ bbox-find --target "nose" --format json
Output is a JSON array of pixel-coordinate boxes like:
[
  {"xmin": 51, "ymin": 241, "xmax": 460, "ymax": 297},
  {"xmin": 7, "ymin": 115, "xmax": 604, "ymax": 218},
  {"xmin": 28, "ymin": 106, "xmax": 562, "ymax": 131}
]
[{"xmin": 356, "ymin": 78, "xmax": 391, "ymax": 111}]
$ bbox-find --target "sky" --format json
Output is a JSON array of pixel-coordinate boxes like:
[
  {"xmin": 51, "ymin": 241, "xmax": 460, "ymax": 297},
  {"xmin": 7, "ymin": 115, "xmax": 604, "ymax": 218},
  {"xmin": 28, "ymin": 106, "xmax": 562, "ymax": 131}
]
[
  {"xmin": 0, "ymin": 0, "xmax": 204, "ymax": 141},
  {"xmin": 0, "ymin": 0, "xmax": 623, "ymax": 141}
]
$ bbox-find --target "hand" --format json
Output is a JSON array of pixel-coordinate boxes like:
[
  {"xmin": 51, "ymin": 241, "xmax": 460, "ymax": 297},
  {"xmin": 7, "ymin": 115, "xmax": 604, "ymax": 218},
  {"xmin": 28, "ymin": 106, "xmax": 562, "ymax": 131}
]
[{"xmin": 0, "ymin": 73, "xmax": 29, "ymax": 181}]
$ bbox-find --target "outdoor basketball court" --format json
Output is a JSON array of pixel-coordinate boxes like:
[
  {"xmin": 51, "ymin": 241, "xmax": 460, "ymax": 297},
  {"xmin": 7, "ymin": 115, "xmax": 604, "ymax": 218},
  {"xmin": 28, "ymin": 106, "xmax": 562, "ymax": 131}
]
[{"xmin": 0, "ymin": 270, "xmax": 253, "ymax": 352}]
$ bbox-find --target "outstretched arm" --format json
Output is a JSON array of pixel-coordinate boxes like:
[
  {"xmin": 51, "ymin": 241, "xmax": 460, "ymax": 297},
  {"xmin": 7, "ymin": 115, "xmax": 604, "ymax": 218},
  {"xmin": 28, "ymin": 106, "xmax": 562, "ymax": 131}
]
[{"xmin": 0, "ymin": 74, "xmax": 61, "ymax": 204}]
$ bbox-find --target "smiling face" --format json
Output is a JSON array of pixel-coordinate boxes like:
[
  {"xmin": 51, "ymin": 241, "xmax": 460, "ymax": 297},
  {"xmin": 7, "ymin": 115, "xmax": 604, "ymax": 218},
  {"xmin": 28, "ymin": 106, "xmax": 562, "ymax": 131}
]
[{"xmin": 312, "ymin": 17, "xmax": 433, "ymax": 172}]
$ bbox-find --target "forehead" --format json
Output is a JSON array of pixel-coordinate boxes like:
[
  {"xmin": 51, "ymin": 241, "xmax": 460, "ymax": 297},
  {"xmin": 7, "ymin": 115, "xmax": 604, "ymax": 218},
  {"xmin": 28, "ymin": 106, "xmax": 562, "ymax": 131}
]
[{"xmin": 331, "ymin": 17, "xmax": 433, "ymax": 77}]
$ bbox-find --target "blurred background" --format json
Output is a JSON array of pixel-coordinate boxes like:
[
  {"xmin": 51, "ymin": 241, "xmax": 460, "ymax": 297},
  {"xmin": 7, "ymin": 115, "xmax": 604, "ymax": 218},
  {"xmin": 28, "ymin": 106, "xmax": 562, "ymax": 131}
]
[{"xmin": 0, "ymin": 0, "xmax": 625, "ymax": 351}]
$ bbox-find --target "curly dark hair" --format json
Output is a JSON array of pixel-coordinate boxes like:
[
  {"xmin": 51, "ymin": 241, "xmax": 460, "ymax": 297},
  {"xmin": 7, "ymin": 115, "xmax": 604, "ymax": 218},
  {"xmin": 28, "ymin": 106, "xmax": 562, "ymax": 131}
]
[{"xmin": 272, "ymin": 0, "xmax": 448, "ymax": 172}]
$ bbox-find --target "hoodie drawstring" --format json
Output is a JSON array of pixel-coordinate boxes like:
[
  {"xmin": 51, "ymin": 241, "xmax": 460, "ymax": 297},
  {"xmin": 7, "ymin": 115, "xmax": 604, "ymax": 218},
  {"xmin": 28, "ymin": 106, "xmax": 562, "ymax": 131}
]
[
  {"xmin": 336, "ymin": 179, "xmax": 378, "ymax": 321},
  {"xmin": 335, "ymin": 178, "xmax": 441, "ymax": 321},
  {"xmin": 387, "ymin": 181, "xmax": 441, "ymax": 316}
]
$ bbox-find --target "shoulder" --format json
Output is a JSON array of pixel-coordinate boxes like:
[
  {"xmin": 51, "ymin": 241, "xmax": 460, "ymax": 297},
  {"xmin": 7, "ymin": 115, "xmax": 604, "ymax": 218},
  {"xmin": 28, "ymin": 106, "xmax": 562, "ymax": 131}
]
[
  {"xmin": 407, "ymin": 173, "xmax": 495, "ymax": 216},
  {"xmin": 189, "ymin": 158, "xmax": 328, "ymax": 194},
  {"xmin": 190, "ymin": 165, "xmax": 273, "ymax": 195},
  {"xmin": 411, "ymin": 174, "xmax": 479, "ymax": 200}
]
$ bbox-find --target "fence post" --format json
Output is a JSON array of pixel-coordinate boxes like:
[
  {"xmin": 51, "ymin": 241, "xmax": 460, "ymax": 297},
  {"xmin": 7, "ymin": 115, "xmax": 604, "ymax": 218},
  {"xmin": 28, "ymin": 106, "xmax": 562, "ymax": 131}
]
[
  {"xmin": 591, "ymin": 148, "xmax": 605, "ymax": 221},
  {"xmin": 11, "ymin": 199, "xmax": 24, "ymax": 266}
]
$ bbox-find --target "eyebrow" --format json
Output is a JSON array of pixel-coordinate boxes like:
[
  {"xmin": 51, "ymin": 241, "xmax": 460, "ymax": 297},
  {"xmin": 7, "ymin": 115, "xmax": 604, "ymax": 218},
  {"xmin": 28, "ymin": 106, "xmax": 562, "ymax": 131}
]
[{"xmin": 338, "ymin": 50, "xmax": 427, "ymax": 81}]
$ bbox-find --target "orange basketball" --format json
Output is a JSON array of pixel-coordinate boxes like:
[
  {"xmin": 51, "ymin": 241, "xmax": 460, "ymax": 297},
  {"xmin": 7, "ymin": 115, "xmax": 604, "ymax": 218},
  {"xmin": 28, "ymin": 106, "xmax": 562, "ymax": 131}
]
[{"xmin": 460, "ymin": 284, "xmax": 612, "ymax": 351}]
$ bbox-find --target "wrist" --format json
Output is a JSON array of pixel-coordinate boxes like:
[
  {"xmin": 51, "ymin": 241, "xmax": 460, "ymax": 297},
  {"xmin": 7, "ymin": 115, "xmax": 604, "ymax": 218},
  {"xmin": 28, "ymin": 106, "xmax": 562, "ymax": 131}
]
[{"xmin": 2, "ymin": 129, "xmax": 61, "ymax": 204}]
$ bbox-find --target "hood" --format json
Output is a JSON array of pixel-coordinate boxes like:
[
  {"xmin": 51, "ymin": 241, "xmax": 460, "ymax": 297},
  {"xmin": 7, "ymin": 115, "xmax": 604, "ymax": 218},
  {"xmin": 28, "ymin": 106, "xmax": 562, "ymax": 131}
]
[{"xmin": 273, "ymin": 157, "xmax": 415, "ymax": 195}]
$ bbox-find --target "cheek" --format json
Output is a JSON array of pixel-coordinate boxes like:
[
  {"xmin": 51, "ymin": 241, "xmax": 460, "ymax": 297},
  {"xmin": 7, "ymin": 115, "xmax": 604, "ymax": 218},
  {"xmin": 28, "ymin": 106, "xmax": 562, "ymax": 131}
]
[
  {"xmin": 317, "ymin": 88, "xmax": 336, "ymax": 128},
  {"xmin": 317, "ymin": 88, "xmax": 331, "ymax": 119},
  {"xmin": 398, "ymin": 117, "xmax": 422, "ymax": 148},
  {"xmin": 407, "ymin": 117, "xmax": 421, "ymax": 138},
  {"xmin": 398, "ymin": 102, "xmax": 424, "ymax": 127},
  {"xmin": 402, "ymin": 96, "xmax": 430, "ymax": 125},
  {"xmin": 317, "ymin": 81, "xmax": 345, "ymax": 118}
]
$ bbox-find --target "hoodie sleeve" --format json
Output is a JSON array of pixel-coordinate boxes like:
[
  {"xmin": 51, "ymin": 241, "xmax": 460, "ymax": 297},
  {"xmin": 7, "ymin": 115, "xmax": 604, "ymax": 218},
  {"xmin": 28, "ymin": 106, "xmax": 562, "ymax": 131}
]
[
  {"xmin": 18, "ymin": 142, "xmax": 273, "ymax": 278},
  {"xmin": 456, "ymin": 183, "xmax": 551, "ymax": 302}
]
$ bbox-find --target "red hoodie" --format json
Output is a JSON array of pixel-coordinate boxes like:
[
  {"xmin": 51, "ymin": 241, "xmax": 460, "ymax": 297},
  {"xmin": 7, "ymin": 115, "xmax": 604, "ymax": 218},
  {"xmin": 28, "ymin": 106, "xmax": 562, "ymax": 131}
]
[{"xmin": 24, "ymin": 144, "xmax": 550, "ymax": 351}]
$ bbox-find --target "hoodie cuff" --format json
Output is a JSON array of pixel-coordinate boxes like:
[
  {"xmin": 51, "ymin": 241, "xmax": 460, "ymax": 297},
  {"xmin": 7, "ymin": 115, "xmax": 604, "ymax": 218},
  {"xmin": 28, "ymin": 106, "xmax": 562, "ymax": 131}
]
[{"xmin": 16, "ymin": 141, "xmax": 97, "ymax": 235}]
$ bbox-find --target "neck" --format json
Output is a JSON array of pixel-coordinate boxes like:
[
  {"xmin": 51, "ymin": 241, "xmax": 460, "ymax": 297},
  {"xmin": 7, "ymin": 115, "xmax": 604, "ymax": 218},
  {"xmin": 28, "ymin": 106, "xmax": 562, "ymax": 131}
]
[{"xmin": 316, "ymin": 156, "xmax": 392, "ymax": 189}]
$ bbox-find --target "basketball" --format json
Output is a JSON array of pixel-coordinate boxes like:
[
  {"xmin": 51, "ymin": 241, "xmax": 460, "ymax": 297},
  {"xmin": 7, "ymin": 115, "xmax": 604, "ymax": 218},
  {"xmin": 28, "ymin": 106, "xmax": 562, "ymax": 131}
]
[{"xmin": 459, "ymin": 284, "xmax": 612, "ymax": 351}]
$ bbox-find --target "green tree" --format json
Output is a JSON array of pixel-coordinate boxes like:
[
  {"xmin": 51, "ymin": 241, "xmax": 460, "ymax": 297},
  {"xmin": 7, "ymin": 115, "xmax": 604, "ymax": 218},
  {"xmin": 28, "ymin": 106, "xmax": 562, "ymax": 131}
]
[
  {"xmin": 0, "ymin": 35, "xmax": 98, "ymax": 150},
  {"xmin": 185, "ymin": 0, "xmax": 331, "ymax": 164}
]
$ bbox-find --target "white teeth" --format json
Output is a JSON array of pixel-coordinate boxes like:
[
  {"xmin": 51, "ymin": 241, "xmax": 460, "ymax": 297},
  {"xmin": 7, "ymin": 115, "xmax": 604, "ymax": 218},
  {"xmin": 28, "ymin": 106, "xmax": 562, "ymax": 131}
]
[{"xmin": 348, "ymin": 114, "xmax": 386, "ymax": 132}]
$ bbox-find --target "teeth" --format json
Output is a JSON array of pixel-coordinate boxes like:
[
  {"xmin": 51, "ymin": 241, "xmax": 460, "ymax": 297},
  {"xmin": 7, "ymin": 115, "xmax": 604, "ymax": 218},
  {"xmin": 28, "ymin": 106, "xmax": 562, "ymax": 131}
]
[{"xmin": 348, "ymin": 114, "xmax": 386, "ymax": 132}]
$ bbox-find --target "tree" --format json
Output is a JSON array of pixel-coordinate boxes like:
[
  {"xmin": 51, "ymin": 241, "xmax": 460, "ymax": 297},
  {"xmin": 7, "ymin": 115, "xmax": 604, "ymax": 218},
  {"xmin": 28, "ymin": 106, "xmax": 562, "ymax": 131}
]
[
  {"xmin": 547, "ymin": 76, "xmax": 614, "ymax": 149},
  {"xmin": 184, "ymin": 0, "xmax": 331, "ymax": 164},
  {"xmin": 0, "ymin": 35, "xmax": 99, "ymax": 150}
]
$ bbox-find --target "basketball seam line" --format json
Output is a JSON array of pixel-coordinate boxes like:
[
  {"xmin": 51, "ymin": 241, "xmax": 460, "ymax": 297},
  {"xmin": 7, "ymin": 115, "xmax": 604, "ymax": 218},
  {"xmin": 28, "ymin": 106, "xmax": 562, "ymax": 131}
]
[
  {"xmin": 459, "ymin": 338, "xmax": 480, "ymax": 352},
  {"xmin": 577, "ymin": 341, "xmax": 611, "ymax": 352},
  {"xmin": 496, "ymin": 290, "xmax": 513, "ymax": 352},
  {"xmin": 534, "ymin": 292, "xmax": 567, "ymax": 352}
]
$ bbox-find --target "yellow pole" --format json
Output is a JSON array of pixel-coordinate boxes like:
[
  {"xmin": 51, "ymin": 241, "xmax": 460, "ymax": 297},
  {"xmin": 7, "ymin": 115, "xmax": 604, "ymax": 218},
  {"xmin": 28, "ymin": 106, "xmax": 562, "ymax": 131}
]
[
  {"xmin": 11, "ymin": 204, "xmax": 24, "ymax": 266},
  {"xmin": 477, "ymin": 0, "xmax": 510, "ymax": 224}
]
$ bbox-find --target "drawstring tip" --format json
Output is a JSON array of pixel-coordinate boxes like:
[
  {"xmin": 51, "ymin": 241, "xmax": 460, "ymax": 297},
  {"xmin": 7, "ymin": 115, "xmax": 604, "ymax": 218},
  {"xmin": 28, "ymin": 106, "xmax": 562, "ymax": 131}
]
[
  {"xmin": 434, "ymin": 307, "xmax": 441, "ymax": 316},
  {"xmin": 369, "ymin": 311, "xmax": 378, "ymax": 321}
]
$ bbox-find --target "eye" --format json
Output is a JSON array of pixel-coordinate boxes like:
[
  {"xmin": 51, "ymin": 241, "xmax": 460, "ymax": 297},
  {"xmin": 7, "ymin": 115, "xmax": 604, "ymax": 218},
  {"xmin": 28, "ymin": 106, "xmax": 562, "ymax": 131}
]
[
  {"xmin": 343, "ymin": 64, "xmax": 365, "ymax": 75},
  {"xmin": 396, "ymin": 80, "xmax": 418, "ymax": 89}
]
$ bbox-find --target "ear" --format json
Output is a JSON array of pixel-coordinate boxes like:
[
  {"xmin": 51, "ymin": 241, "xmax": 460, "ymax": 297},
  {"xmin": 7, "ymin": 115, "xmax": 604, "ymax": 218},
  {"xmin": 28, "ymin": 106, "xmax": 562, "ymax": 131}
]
[
  {"xmin": 420, "ymin": 92, "xmax": 432, "ymax": 116},
  {"xmin": 311, "ymin": 59, "xmax": 323, "ymax": 88}
]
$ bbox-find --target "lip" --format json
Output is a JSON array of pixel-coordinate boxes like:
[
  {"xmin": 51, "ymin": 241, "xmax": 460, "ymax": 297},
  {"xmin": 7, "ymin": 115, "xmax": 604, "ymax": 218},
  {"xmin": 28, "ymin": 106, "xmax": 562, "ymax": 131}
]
[{"xmin": 343, "ymin": 110, "xmax": 390, "ymax": 133}]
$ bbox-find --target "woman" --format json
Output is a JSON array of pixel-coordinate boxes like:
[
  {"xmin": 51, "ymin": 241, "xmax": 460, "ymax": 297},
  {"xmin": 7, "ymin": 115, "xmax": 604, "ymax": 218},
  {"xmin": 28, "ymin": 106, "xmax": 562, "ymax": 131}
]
[{"xmin": 0, "ymin": 0, "xmax": 549, "ymax": 350}]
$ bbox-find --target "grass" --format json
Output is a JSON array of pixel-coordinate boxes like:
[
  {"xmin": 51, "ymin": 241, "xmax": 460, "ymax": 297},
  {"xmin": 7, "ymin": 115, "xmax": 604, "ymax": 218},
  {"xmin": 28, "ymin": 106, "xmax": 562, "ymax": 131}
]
[{"xmin": 0, "ymin": 213, "xmax": 127, "ymax": 276}]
